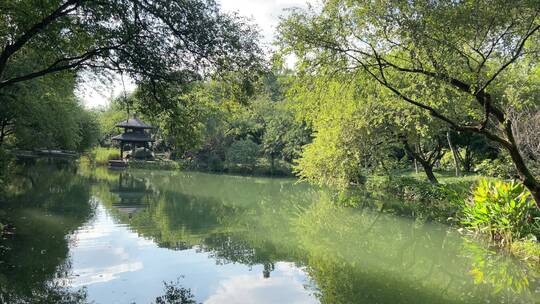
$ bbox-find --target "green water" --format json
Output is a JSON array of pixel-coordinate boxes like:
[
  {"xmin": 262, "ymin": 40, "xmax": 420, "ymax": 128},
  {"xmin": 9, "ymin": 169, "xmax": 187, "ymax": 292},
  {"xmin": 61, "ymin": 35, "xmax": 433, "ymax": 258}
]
[{"xmin": 1, "ymin": 162, "xmax": 539, "ymax": 303}]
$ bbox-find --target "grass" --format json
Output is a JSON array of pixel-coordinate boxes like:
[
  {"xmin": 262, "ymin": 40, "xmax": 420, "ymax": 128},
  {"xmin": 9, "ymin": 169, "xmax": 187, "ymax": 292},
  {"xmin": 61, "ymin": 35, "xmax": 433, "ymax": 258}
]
[
  {"xmin": 399, "ymin": 169, "xmax": 481, "ymax": 184},
  {"xmin": 89, "ymin": 147, "xmax": 120, "ymax": 165},
  {"xmin": 85, "ymin": 147, "xmax": 182, "ymax": 171}
]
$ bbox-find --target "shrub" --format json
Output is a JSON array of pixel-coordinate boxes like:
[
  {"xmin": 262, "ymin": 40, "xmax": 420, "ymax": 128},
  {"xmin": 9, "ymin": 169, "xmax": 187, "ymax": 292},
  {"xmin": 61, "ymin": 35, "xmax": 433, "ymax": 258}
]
[
  {"xmin": 129, "ymin": 160, "xmax": 181, "ymax": 171},
  {"xmin": 207, "ymin": 153, "xmax": 224, "ymax": 172},
  {"xmin": 510, "ymin": 237, "xmax": 540, "ymax": 263},
  {"xmin": 474, "ymin": 155, "xmax": 516, "ymax": 178},
  {"xmin": 369, "ymin": 176, "xmax": 469, "ymax": 203},
  {"xmin": 460, "ymin": 178, "xmax": 536, "ymax": 244},
  {"xmin": 439, "ymin": 151, "xmax": 457, "ymax": 171},
  {"xmin": 225, "ymin": 139, "xmax": 260, "ymax": 172},
  {"xmin": 89, "ymin": 147, "xmax": 120, "ymax": 165},
  {"xmin": 127, "ymin": 148, "xmax": 154, "ymax": 160},
  {"xmin": 0, "ymin": 148, "xmax": 15, "ymax": 198}
]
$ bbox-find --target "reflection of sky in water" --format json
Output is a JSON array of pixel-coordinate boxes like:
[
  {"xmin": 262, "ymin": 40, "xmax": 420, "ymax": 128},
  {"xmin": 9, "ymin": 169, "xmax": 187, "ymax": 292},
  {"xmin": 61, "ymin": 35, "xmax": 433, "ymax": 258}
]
[{"xmin": 67, "ymin": 204, "xmax": 316, "ymax": 304}]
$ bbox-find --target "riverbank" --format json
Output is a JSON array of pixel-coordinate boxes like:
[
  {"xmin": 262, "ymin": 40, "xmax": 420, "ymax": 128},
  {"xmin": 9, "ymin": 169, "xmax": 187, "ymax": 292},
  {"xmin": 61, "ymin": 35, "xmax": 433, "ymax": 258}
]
[
  {"xmin": 362, "ymin": 172, "xmax": 540, "ymax": 264},
  {"xmin": 85, "ymin": 147, "xmax": 295, "ymax": 176}
]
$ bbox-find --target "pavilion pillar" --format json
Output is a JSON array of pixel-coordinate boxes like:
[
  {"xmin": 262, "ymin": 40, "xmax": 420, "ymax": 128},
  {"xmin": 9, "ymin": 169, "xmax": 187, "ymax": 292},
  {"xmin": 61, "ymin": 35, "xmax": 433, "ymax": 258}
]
[{"xmin": 120, "ymin": 142, "xmax": 124, "ymax": 159}]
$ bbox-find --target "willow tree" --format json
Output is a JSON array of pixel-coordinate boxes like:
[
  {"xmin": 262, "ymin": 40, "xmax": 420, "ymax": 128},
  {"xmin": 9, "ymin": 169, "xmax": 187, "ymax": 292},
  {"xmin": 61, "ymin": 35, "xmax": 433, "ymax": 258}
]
[{"xmin": 279, "ymin": 1, "xmax": 540, "ymax": 205}]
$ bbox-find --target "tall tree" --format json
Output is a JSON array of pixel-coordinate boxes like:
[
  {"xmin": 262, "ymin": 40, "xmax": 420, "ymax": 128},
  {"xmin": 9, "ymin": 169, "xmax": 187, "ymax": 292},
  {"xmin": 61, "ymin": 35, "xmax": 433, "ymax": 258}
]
[
  {"xmin": 279, "ymin": 1, "xmax": 540, "ymax": 205},
  {"xmin": 0, "ymin": 0, "xmax": 263, "ymax": 92}
]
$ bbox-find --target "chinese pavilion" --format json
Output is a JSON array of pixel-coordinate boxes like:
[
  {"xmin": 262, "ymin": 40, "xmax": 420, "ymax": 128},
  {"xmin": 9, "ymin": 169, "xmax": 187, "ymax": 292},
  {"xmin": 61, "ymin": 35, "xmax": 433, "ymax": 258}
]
[{"xmin": 112, "ymin": 116, "xmax": 155, "ymax": 159}]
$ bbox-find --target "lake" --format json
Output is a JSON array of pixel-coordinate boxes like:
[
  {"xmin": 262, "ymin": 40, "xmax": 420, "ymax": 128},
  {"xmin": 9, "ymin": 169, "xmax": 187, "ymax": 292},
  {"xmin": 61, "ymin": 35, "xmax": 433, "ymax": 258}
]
[{"xmin": 1, "ymin": 162, "xmax": 539, "ymax": 303}]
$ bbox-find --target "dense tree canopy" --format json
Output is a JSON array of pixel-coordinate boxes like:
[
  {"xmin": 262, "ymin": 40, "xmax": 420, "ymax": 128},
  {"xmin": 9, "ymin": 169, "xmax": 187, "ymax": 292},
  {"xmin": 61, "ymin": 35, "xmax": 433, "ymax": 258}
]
[
  {"xmin": 0, "ymin": 0, "xmax": 263, "ymax": 90},
  {"xmin": 0, "ymin": 70, "xmax": 98, "ymax": 151},
  {"xmin": 0, "ymin": 0, "xmax": 264, "ymax": 153},
  {"xmin": 278, "ymin": 0, "xmax": 540, "ymax": 205}
]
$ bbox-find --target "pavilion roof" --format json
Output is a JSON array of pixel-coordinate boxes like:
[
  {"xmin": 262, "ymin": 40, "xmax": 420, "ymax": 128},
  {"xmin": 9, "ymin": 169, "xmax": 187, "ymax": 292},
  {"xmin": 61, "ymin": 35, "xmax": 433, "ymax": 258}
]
[
  {"xmin": 115, "ymin": 117, "xmax": 154, "ymax": 129},
  {"xmin": 112, "ymin": 132, "xmax": 155, "ymax": 142}
]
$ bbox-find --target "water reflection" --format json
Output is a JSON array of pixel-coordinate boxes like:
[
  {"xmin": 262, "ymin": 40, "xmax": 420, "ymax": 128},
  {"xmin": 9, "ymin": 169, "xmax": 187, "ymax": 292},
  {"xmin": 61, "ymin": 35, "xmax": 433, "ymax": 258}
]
[
  {"xmin": 0, "ymin": 161, "xmax": 93, "ymax": 303},
  {"xmin": 2, "ymin": 165, "xmax": 540, "ymax": 303},
  {"xmin": 95, "ymin": 170, "xmax": 540, "ymax": 303}
]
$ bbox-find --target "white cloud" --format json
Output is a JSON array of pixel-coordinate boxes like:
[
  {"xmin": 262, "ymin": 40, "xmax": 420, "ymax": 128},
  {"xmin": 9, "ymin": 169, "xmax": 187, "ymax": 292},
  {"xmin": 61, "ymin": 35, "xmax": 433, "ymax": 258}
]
[
  {"xmin": 69, "ymin": 261, "xmax": 144, "ymax": 287},
  {"xmin": 205, "ymin": 262, "xmax": 316, "ymax": 304}
]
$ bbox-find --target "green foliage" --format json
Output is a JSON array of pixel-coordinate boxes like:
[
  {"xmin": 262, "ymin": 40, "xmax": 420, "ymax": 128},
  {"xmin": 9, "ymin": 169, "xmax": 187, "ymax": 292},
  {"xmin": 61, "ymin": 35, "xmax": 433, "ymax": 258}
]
[
  {"xmin": 93, "ymin": 101, "xmax": 128, "ymax": 145},
  {"xmin": 157, "ymin": 71, "xmax": 309, "ymax": 176},
  {"xmin": 0, "ymin": 0, "xmax": 263, "ymax": 91},
  {"xmin": 374, "ymin": 176, "xmax": 466, "ymax": 203},
  {"xmin": 0, "ymin": 71, "xmax": 101, "ymax": 152},
  {"xmin": 0, "ymin": 148, "xmax": 14, "ymax": 196},
  {"xmin": 290, "ymin": 75, "xmax": 445, "ymax": 185},
  {"xmin": 225, "ymin": 139, "xmax": 260, "ymax": 172},
  {"xmin": 154, "ymin": 280, "xmax": 198, "ymax": 304},
  {"xmin": 89, "ymin": 147, "xmax": 120, "ymax": 165},
  {"xmin": 129, "ymin": 160, "xmax": 181, "ymax": 171},
  {"xmin": 439, "ymin": 151, "xmax": 457, "ymax": 171},
  {"xmin": 460, "ymin": 179, "xmax": 537, "ymax": 243},
  {"xmin": 475, "ymin": 155, "xmax": 517, "ymax": 179},
  {"xmin": 278, "ymin": 0, "xmax": 540, "ymax": 204},
  {"xmin": 511, "ymin": 238, "xmax": 540, "ymax": 264},
  {"xmin": 132, "ymin": 83, "xmax": 216, "ymax": 156}
]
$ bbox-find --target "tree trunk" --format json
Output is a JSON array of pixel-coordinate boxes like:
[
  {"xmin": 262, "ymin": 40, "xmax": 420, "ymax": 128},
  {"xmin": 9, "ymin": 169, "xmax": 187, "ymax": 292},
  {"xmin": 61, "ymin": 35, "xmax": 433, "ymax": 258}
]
[
  {"xmin": 463, "ymin": 147, "xmax": 472, "ymax": 172},
  {"xmin": 507, "ymin": 144, "xmax": 540, "ymax": 206},
  {"xmin": 402, "ymin": 140, "xmax": 439, "ymax": 184},
  {"xmin": 503, "ymin": 121, "xmax": 540, "ymax": 207},
  {"xmin": 446, "ymin": 131, "xmax": 462, "ymax": 177},
  {"xmin": 418, "ymin": 159, "xmax": 439, "ymax": 184}
]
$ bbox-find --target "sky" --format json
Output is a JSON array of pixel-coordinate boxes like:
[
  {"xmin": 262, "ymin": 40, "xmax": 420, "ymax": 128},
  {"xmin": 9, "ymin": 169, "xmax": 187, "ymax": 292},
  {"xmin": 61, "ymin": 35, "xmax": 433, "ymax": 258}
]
[{"xmin": 79, "ymin": 0, "xmax": 316, "ymax": 109}]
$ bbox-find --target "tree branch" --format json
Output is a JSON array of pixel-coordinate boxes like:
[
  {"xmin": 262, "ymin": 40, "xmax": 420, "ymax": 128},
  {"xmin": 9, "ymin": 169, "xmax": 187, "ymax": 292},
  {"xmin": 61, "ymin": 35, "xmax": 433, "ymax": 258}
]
[{"xmin": 0, "ymin": 0, "xmax": 84, "ymax": 78}]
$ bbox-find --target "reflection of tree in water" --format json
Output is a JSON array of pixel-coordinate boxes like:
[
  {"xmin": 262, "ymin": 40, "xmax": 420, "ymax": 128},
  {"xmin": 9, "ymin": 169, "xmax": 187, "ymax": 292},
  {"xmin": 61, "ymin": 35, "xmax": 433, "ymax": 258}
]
[
  {"xmin": 98, "ymin": 171, "xmax": 312, "ymax": 280},
  {"xmin": 295, "ymin": 195, "xmax": 540, "ymax": 304},
  {"xmin": 96, "ymin": 170, "xmax": 540, "ymax": 303},
  {"xmin": 461, "ymin": 238, "xmax": 540, "ymax": 297},
  {"xmin": 153, "ymin": 278, "xmax": 199, "ymax": 304},
  {"xmin": 0, "ymin": 162, "xmax": 94, "ymax": 303}
]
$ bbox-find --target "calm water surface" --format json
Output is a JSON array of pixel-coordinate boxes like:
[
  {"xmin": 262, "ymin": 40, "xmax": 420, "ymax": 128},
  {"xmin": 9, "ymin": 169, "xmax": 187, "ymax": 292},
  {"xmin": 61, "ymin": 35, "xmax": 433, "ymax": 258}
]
[{"xmin": 1, "ymin": 163, "xmax": 539, "ymax": 303}]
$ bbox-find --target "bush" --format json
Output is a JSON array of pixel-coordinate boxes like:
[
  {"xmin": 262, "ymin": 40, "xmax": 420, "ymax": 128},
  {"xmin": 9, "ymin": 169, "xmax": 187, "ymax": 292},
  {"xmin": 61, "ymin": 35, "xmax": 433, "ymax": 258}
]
[
  {"xmin": 439, "ymin": 151, "xmax": 457, "ymax": 171},
  {"xmin": 368, "ymin": 176, "xmax": 469, "ymax": 203},
  {"xmin": 225, "ymin": 139, "xmax": 260, "ymax": 172},
  {"xmin": 0, "ymin": 149, "xmax": 14, "ymax": 193},
  {"xmin": 127, "ymin": 148, "xmax": 154, "ymax": 160},
  {"xmin": 129, "ymin": 160, "xmax": 181, "ymax": 171},
  {"xmin": 207, "ymin": 153, "xmax": 224, "ymax": 172},
  {"xmin": 460, "ymin": 178, "xmax": 537, "ymax": 244},
  {"xmin": 475, "ymin": 155, "xmax": 516, "ymax": 178},
  {"xmin": 89, "ymin": 147, "xmax": 120, "ymax": 165},
  {"xmin": 510, "ymin": 237, "xmax": 540, "ymax": 263}
]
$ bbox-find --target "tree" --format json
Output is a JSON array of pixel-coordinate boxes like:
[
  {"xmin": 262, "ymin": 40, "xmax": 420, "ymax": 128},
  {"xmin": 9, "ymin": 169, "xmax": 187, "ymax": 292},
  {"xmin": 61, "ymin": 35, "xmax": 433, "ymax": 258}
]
[
  {"xmin": 288, "ymin": 70, "xmax": 452, "ymax": 185},
  {"xmin": 401, "ymin": 135, "xmax": 445, "ymax": 184},
  {"xmin": 225, "ymin": 139, "xmax": 260, "ymax": 172},
  {"xmin": 279, "ymin": 1, "xmax": 540, "ymax": 206},
  {"xmin": 0, "ymin": 0, "xmax": 263, "ymax": 100},
  {"xmin": 0, "ymin": 70, "xmax": 99, "ymax": 151}
]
